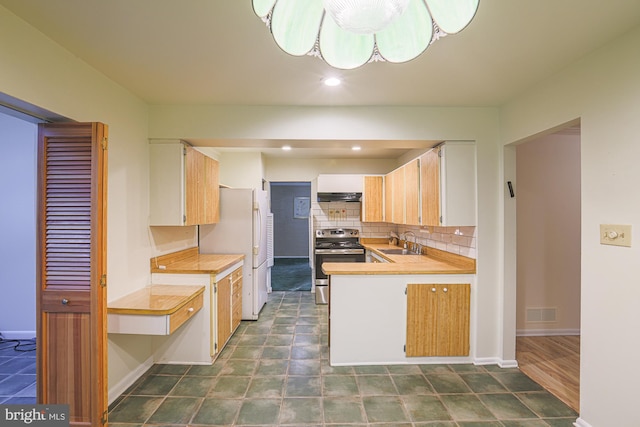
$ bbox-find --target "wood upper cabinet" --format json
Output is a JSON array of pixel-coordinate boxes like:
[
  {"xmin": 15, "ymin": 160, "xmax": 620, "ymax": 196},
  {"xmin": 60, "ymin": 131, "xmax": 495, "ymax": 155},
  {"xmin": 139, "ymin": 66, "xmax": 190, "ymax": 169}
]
[
  {"xmin": 391, "ymin": 167, "xmax": 405, "ymax": 224},
  {"xmin": 406, "ymin": 283, "xmax": 470, "ymax": 357},
  {"xmin": 150, "ymin": 141, "xmax": 220, "ymax": 226},
  {"xmin": 361, "ymin": 176, "xmax": 384, "ymax": 222},
  {"xmin": 203, "ymin": 154, "xmax": 220, "ymax": 224},
  {"xmin": 384, "ymin": 172, "xmax": 393, "ymax": 222},
  {"xmin": 404, "ymin": 159, "xmax": 420, "ymax": 225},
  {"xmin": 384, "ymin": 160, "xmax": 419, "ymax": 225},
  {"xmin": 185, "ymin": 145, "xmax": 203, "ymax": 225},
  {"xmin": 420, "ymin": 149, "xmax": 440, "ymax": 226}
]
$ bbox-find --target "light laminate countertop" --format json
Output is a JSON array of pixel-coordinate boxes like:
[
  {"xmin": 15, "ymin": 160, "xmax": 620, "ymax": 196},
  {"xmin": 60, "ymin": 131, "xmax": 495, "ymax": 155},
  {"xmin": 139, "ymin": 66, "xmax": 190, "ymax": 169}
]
[
  {"xmin": 322, "ymin": 242, "xmax": 475, "ymax": 275},
  {"xmin": 108, "ymin": 285, "xmax": 205, "ymax": 315},
  {"xmin": 150, "ymin": 248, "xmax": 244, "ymax": 274}
]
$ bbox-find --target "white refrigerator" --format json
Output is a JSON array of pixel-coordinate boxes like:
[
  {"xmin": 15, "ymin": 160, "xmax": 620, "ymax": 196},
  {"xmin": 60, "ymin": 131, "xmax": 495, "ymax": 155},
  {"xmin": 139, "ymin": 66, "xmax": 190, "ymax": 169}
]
[{"xmin": 199, "ymin": 188, "xmax": 271, "ymax": 320}]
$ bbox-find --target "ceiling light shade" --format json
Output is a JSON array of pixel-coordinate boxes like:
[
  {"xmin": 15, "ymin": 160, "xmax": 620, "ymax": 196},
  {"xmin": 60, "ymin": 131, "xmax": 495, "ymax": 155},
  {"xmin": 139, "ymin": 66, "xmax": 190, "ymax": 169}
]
[
  {"xmin": 322, "ymin": 0, "xmax": 410, "ymax": 34},
  {"xmin": 252, "ymin": 0, "xmax": 479, "ymax": 70}
]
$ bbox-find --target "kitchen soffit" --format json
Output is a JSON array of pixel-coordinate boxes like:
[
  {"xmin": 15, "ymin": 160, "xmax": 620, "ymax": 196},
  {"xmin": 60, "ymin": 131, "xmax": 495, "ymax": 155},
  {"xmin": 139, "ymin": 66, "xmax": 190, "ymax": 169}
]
[{"xmin": 186, "ymin": 138, "xmax": 442, "ymax": 159}]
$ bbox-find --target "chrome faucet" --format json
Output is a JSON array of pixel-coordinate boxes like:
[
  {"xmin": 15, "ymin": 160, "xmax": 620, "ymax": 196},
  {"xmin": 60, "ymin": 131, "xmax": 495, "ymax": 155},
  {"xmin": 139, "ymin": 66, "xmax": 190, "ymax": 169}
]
[{"xmin": 402, "ymin": 231, "xmax": 416, "ymax": 251}]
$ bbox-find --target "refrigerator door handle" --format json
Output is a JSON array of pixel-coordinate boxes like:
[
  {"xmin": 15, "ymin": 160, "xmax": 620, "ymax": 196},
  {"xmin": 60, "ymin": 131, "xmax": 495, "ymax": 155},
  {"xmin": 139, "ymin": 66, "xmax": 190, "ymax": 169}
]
[{"xmin": 256, "ymin": 205, "xmax": 263, "ymax": 250}]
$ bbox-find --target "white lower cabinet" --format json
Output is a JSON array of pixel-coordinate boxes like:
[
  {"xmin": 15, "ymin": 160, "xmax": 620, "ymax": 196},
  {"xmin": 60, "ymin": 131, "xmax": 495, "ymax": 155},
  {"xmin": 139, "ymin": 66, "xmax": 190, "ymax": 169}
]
[
  {"xmin": 150, "ymin": 261, "xmax": 243, "ymax": 364},
  {"xmin": 329, "ymin": 273, "xmax": 474, "ymax": 365}
]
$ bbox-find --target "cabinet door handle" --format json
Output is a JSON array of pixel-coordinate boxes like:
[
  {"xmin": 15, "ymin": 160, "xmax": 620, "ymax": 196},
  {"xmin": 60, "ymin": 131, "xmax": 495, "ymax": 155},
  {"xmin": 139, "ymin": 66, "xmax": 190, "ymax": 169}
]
[
  {"xmin": 443, "ymin": 287, "xmax": 448, "ymax": 293},
  {"xmin": 61, "ymin": 298, "xmax": 69, "ymax": 305},
  {"xmin": 188, "ymin": 307, "xmax": 194, "ymax": 313},
  {"xmin": 431, "ymin": 287, "xmax": 436, "ymax": 292}
]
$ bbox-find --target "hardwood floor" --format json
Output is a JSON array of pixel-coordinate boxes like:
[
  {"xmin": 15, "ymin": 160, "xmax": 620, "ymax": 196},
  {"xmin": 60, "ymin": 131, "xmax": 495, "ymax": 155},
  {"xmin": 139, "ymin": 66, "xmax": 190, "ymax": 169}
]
[{"xmin": 516, "ymin": 335, "xmax": 580, "ymax": 412}]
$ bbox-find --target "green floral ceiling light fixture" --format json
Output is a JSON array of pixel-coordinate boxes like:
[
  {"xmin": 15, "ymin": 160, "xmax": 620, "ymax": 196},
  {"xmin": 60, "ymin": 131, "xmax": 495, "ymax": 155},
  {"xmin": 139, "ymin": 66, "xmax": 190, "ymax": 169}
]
[{"xmin": 251, "ymin": 0, "xmax": 480, "ymax": 70}]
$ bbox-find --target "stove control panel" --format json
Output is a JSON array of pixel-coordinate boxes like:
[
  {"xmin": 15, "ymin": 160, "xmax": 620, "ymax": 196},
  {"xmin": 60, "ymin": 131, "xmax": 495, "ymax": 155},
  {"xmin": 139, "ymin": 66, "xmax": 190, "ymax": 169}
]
[{"xmin": 316, "ymin": 228, "xmax": 359, "ymax": 238}]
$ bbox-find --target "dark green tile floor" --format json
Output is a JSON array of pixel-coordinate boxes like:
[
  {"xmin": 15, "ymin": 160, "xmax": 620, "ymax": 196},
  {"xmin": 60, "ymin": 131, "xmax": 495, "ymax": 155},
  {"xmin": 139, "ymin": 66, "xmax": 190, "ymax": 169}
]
[
  {"xmin": 108, "ymin": 291, "xmax": 578, "ymax": 426},
  {"xmin": 0, "ymin": 339, "xmax": 36, "ymax": 404}
]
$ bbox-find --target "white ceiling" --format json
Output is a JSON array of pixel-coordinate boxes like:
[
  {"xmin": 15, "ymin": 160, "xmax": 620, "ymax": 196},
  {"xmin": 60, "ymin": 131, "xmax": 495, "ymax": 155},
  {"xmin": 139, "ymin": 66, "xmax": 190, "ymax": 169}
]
[{"xmin": 3, "ymin": 0, "xmax": 640, "ymax": 157}]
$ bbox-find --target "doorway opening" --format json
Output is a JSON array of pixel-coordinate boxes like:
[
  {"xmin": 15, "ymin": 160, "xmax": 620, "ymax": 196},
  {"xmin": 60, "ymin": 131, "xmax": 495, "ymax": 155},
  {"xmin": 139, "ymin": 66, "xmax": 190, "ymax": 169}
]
[
  {"xmin": 512, "ymin": 123, "xmax": 582, "ymax": 412},
  {"xmin": 269, "ymin": 182, "xmax": 312, "ymax": 291},
  {"xmin": 0, "ymin": 108, "xmax": 39, "ymax": 403}
]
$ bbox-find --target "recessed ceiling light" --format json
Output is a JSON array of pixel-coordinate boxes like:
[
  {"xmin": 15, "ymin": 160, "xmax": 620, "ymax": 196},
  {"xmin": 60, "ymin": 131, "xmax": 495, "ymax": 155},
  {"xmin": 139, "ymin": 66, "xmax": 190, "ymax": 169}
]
[
  {"xmin": 282, "ymin": 145, "xmax": 292, "ymax": 151},
  {"xmin": 352, "ymin": 146, "xmax": 361, "ymax": 151},
  {"xmin": 323, "ymin": 77, "xmax": 341, "ymax": 87}
]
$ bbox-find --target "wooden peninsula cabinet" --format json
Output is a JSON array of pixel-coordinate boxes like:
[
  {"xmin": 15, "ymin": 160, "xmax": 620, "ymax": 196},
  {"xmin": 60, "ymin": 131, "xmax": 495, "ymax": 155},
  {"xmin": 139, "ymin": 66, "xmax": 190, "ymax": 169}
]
[
  {"xmin": 406, "ymin": 283, "xmax": 470, "ymax": 357},
  {"xmin": 149, "ymin": 140, "xmax": 220, "ymax": 226}
]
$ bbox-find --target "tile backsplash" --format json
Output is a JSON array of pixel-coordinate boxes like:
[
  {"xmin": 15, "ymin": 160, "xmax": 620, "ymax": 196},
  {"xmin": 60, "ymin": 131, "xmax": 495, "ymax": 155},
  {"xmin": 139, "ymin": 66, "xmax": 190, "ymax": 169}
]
[{"xmin": 312, "ymin": 201, "xmax": 476, "ymax": 259}]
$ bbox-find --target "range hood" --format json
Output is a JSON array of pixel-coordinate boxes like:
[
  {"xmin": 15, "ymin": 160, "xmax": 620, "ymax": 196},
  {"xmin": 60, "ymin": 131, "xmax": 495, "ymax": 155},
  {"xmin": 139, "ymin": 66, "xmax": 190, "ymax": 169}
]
[
  {"xmin": 316, "ymin": 174, "xmax": 364, "ymax": 202},
  {"xmin": 317, "ymin": 192, "xmax": 362, "ymax": 202}
]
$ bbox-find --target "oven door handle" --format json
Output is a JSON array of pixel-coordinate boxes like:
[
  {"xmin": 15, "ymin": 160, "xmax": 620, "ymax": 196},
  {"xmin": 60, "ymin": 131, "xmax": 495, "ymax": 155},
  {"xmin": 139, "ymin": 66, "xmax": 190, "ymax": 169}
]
[{"xmin": 314, "ymin": 249, "xmax": 365, "ymax": 255}]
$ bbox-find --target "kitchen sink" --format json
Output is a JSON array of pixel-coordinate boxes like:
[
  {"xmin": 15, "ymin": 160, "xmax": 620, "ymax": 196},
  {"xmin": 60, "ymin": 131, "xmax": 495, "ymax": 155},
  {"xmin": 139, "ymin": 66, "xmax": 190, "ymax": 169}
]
[{"xmin": 379, "ymin": 248, "xmax": 413, "ymax": 255}]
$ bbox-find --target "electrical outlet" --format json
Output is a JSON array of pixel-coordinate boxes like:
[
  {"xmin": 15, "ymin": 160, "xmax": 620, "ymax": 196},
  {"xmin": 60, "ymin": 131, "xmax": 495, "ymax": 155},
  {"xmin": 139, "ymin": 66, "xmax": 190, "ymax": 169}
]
[{"xmin": 600, "ymin": 224, "xmax": 632, "ymax": 247}]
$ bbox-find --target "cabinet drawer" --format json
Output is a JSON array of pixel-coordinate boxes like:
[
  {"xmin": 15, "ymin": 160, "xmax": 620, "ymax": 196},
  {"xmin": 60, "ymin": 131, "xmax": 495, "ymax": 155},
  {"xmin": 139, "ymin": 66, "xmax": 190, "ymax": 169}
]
[
  {"xmin": 169, "ymin": 293, "xmax": 203, "ymax": 334},
  {"xmin": 232, "ymin": 303, "xmax": 242, "ymax": 328},
  {"xmin": 108, "ymin": 285, "xmax": 204, "ymax": 336},
  {"xmin": 232, "ymin": 285, "xmax": 242, "ymax": 301}
]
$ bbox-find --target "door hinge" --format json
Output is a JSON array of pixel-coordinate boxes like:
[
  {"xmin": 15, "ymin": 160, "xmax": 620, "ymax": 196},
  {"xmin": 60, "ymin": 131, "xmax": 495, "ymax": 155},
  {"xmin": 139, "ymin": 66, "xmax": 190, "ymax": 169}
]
[
  {"xmin": 405, "ymin": 287, "xmax": 407, "ymax": 295},
  {"xmin": 440, "ymin": 215, "xmax": 443, "ymax": 224},
  {"xmin": 214, "ymin": 342, "xmax": 218, "ymax": 351},
  {"xmin": 183, "ymin": 215, "xmax": 187, "ymax": 224},
  {"xmin": 214, "ymin": 284, "xmax": 217, "ymax": 293},
  {"xmin": 403, "ymin": 344, "xmax": 406, "ymax": 353},
  {"xmin": 101, "ymin": 137, "xmax": 108, "ymax": 151},
  {"xmin": 100, "ymin": 274, "xmax": 107, "ymax": 288},
  {"xmin": 101, "ymin": 410, "xmax": 108, "ymax": 425}
]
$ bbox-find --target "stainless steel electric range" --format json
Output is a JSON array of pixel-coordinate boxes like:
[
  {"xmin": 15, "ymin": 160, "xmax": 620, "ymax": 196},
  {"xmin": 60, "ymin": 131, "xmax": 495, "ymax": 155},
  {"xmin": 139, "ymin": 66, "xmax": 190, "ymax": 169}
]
[{"xmin": 314, "ymin": 228, "xmax": 365, "ymax": 304}]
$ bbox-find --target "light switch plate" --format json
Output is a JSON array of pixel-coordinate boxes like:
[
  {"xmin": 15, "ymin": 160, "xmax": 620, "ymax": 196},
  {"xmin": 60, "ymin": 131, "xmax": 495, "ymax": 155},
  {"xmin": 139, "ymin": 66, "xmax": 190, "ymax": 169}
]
[{"xmin": 600, "ymin": 224, "xmax": 632, "ymax": 247}]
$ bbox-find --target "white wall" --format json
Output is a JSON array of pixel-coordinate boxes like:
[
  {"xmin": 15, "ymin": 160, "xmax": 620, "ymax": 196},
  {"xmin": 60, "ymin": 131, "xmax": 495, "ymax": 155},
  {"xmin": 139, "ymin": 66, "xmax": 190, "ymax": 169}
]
[
  {"xmin": 0, "ymin": 112, "xmax": 37, "ymax": 338},
  {"xmin": 516, "ymin": 133, "xmax": 581, "ymax": 334},
  {"xmin": 0, "ymin": 5, "xmax": 158, "ymax": 401},
  {"xmin": 501, "ymin": 24, "xmax": 640, "ymax": 427},
  {"xmin": 218, "ymin": 151, "xmax": 265, "ymax": 189}
]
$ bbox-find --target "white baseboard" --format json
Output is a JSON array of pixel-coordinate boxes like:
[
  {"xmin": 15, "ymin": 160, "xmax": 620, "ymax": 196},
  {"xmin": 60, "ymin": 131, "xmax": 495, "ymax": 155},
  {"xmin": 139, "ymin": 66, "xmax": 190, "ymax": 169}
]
[
  {"xmin": 108, "ymin": 356, "xmax": 154, "ymax": 405},
  {"xmin": 574, "ymin": 417, "xmax": 591, "ymax": 427},
  {"xmin": 474, "ymin": 357, "xmax": 519, "ymax": 368},
  {"xmin": 516, "ymin": 328, "xmax": 580, "ymax": 337},
  {"xmin": 473, "ymin": 357, "xmax": 500, "ymax": 366},
  {"xmin": 0, "ymin": 331, "xmax": 36, "ymax": 340},
  {"xmin": 498, "ymin": 359, "xmax": 519, "ymax": 368}
]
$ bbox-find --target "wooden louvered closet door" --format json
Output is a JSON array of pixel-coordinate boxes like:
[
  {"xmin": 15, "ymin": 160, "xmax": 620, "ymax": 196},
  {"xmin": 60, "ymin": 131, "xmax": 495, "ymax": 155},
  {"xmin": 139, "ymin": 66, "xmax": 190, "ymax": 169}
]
[{"xmin": 37, "ymin": 122, "xmax": 108, "ymax": 427}]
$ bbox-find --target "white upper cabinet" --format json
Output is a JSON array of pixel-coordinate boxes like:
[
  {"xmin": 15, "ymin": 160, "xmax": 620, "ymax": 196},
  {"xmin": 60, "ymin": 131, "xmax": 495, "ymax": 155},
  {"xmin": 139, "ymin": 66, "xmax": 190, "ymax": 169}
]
[
  {"xmin": 149, "ymin": 140, "xmax": 219, "ymax": 226},
  {"xmin": 421, "ymin": 141, "xmax": 476, "ymax": 226},
  {"xmin": 317, "ymin": 174, "xmax": 364, "ymax": 193}
]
